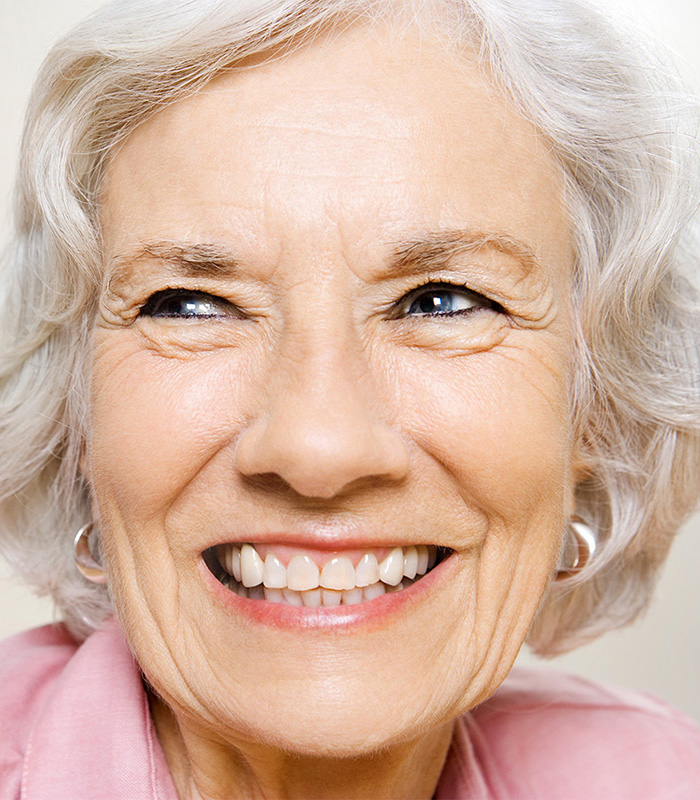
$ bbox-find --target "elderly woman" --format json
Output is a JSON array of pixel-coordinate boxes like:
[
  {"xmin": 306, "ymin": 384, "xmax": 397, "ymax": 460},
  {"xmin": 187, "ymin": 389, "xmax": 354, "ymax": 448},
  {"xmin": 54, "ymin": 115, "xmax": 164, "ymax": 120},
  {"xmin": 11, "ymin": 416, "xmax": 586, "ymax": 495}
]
[{"xmin": 1, "ymin": 0, "xmax": 699, "ymax": 797}]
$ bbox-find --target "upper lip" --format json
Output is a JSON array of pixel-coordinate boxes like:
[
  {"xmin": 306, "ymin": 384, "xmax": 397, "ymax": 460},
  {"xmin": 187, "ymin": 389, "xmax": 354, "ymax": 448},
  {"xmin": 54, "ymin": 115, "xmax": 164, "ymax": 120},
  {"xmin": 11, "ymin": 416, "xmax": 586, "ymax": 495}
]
[{"xmin": 199, "ymin": 530, "xmax": 451, "ymax": 554}]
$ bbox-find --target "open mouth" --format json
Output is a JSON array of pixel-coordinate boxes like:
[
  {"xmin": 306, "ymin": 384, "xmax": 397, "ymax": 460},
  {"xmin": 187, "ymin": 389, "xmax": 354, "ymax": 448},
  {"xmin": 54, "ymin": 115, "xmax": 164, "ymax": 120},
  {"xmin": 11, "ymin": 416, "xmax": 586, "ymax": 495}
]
[{"xmin": 204, "ymin": 543, "xmax": 452, "ymax": 608}]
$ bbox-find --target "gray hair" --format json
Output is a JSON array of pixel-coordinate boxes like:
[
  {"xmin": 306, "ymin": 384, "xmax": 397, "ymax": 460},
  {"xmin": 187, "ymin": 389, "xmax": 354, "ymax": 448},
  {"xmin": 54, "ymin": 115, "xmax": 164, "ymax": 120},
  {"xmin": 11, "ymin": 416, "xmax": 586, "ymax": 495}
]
[{"xmin": 0, "ymin": 0, "xmax": 698, "ymax": 654}]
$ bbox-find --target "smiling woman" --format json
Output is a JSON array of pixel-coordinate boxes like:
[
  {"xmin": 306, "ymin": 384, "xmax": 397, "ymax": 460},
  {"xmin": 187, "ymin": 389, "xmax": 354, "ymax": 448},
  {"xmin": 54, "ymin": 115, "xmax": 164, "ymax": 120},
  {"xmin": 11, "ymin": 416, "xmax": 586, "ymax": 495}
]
[
  {"xmin": 0, "ymin": 1, "xmax": 699, "ymax": 799},
  {"xmin": 90, "ymin": 32, "xmax": 575, "ymax": 762}
]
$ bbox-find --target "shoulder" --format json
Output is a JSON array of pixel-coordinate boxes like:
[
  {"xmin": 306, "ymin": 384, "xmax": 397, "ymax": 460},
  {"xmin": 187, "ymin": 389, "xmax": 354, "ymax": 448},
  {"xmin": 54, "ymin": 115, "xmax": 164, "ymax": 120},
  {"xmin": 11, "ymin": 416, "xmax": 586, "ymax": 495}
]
[
  {"xmin": 0, "ymin": 623, "xmax": 79, "ymax": 725},
  {"xmin": 0, "ymin": 625, "xmax": 79, "ymax": 798},
  {"xmin": 468, "ymin": 667, "xmax": 700, "ymax": 799},
  {"xmin": 0, "ymin": 619, "xmax": 176, "ymax": 800}
]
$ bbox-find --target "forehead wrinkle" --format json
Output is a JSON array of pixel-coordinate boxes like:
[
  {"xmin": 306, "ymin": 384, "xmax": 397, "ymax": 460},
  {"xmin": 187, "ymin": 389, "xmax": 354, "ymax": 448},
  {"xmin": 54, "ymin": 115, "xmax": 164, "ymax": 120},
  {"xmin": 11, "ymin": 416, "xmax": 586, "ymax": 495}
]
[{"xmin": 389, "ymin": 230, "xmax": 542, "ymax": 279}]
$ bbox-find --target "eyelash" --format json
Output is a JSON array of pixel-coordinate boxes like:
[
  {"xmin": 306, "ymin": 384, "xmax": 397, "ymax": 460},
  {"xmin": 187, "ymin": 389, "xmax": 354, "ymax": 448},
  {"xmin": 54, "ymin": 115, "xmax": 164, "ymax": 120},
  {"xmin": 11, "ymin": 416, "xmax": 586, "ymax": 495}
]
[
  {"xmin": 139, "ymin": 289, "xmax": 238, "ymax": 319},
  {"xmin": 394, "ymin": 281, "xmax": 502, "ymax": 318},
  {"xmin": 137, "ymin": 282, "xmax": 502, "ymax": 320}
]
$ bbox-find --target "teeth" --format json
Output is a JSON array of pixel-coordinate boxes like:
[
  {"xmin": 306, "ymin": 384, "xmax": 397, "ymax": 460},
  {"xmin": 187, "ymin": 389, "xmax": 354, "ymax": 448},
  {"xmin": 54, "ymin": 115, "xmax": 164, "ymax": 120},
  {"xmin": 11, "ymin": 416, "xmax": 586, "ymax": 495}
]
[
  {"xmin": 302, "ymin": 588, "xmax": 322, "ymax": 607},
  {"xmin": 220, "ymin": 546, "xmax": 231, "ymax": 576},
  {"xmin": 248, "ymin": 584, "xmax": 265, "ymax": 600},
  {"xmin": 320, "ymin": 556, "xmax": 356, "ymax": 591},
  {"xmin": 321, "ymin": 588, "xmax": 342, "ymax": 607},
  {"xmin": 362, "ymin": 582, "xmax": 386, "ymax": 601},
  {"xmin": 282, "ymin": 588, "xmax": 304, "ymax": 606},
  {"xmin": 287, "ymin": 555, "xmax": 320, "ymax": 591},
  {"xmin": 263, "ymin": 553, "xmax": 287, "ymax": 589},
  {"xmin": 428, "ymin": 547, "xmax": 437, "ymax": 569},
  {"xmin": 379, "ymin": 546, "xmax": 404, "ymax": 586},
  {"xmin": 215, "ymin": 543, "xmax": 446, "ymax": 604},
  {"xmin": 403, "ymin": 545, "xmax": 418, "ymax": 580},
  {"xmin": 355, "ymin": 553, "xmax": 380, "ymax": 587},
  {"xmin": 240, "ymin": 544, "xmax": 264, "ymax": 587},
  {"xmin": 416, "ymin": 545, "xmax": 429, "ymax": 575},
  {"xmin": 230, "ymin": 547, "xmax": 242, "ymax": 582},
  {"xmin": 264, "ymin": 586, "xmax": 285, "ymax": 603},
  {"xmin": 342, "ymin": 587, "xmax": 364, "ymax": 606}
]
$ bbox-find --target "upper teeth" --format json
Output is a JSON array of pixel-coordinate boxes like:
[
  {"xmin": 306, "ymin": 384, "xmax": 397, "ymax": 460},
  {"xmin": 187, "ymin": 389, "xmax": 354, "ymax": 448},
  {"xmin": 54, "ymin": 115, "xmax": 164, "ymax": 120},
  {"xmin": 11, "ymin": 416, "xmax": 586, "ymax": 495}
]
[{"xmin": 218, "ymin": 543, "xmax": 437, "ymax": 592}]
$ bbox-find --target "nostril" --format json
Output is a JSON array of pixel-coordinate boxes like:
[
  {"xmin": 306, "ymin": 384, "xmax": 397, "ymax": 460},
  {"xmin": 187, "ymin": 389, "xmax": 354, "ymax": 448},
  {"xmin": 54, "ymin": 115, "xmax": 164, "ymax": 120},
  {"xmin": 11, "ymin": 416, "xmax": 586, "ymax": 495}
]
[
  {"xmin": 233, "ymin": 386, "xmax": 410, "ymax": 501},
  {"xmin": 240, "ymin": 469, "xmax": 407, "ymax": 504},
  {"xmin": 240, "ymin": 472, "xmax": 296, "ymax": 495}
]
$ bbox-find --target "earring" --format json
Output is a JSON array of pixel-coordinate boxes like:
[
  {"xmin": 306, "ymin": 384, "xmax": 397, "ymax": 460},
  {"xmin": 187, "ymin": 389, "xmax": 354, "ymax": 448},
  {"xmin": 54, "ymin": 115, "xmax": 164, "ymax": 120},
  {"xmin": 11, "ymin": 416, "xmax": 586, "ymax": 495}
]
[
  {"xmin": 74, "ymin": 523, "xmax": 107, "ymax": 584},
  {"xmin": 556, "ymin": 516, "xmax": 596, "ymax": 581}
]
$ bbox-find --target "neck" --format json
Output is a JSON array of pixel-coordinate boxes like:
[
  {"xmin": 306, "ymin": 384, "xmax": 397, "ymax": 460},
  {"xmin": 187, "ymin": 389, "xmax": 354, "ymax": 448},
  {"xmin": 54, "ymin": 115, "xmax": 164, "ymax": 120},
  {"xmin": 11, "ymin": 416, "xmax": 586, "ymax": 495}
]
[{"xmin": 150, "ymin": 694, "xmax": 455, "ymax": 800}]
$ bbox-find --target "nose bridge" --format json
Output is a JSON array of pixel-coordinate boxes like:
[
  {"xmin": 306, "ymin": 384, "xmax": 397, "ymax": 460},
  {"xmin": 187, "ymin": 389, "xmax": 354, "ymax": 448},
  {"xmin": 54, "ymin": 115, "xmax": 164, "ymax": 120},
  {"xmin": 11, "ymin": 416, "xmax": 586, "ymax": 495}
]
[
  {"xmin": 267, "ymin": 256, "xmax": 379, "ymax": 425},
  {"xmin": 281, "ymin": 299, "xmax": 368, "ymax": 410},
  {"xmin": 234, "ymin": 284, "xmax": 409, "ymax": 498}
]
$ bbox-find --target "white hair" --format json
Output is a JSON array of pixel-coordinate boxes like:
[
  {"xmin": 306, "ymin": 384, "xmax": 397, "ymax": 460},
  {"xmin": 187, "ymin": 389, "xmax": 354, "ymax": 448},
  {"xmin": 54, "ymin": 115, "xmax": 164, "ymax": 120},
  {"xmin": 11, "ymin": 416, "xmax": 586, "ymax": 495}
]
[{"xmin": 0, "ymin": 0, "xmax": 698, "ymax": 654}]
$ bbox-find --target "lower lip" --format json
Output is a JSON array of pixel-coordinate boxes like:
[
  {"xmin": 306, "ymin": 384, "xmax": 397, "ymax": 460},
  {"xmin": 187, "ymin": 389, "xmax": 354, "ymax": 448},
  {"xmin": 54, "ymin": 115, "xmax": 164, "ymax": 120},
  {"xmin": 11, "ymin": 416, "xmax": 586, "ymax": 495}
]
[{"xmin": 199, "ymin": 553, "xmax": 456, "ymax": 631}]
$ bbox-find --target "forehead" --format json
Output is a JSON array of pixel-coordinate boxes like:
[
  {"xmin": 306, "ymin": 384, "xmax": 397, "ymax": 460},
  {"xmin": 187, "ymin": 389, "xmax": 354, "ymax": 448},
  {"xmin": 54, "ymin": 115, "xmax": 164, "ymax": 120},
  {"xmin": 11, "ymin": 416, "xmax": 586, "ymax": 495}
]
[{"xmin": 101, "ymin": 23, "xmax": 573, "ymax": 280}]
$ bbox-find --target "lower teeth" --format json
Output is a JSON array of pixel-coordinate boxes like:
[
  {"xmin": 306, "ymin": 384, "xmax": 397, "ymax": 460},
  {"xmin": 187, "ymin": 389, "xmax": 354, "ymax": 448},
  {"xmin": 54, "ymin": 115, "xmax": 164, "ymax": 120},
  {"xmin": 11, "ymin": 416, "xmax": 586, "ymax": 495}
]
[{"xmin": 221, "ymin": 573, "xmax": 417, "ymax": 605}]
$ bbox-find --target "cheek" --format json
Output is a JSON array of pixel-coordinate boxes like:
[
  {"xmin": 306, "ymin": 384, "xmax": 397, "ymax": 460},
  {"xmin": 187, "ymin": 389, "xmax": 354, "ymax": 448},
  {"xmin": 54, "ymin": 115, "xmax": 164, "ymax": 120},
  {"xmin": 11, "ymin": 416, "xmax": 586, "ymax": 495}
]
[
  {"xmin": 391, "ymin": 337, "xmax": 573, "ymax": 677},
  {"xmin": 396, "ymin": 335, "xmax": 573, "ymax": 521},
  {"xmin": 88, "ymin": 334, "xmax": 249, "ymax": 521}
]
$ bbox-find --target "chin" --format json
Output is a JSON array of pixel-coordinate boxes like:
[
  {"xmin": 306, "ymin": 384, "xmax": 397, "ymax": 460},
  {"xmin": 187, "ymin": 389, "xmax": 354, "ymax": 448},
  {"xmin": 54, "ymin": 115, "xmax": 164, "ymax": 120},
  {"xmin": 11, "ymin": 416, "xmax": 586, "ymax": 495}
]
[{"xmin": 233, "ymin": 700, "xmax": 442, "ymax": 759}]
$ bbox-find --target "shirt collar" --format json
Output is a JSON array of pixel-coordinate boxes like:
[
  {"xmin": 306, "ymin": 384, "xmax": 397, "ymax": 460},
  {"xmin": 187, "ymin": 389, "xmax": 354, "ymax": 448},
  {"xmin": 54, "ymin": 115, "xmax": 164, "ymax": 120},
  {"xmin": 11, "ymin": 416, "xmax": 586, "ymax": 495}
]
[{"xmin": 22, "ymin": 618, "xmax": 177, "ymax": 800}]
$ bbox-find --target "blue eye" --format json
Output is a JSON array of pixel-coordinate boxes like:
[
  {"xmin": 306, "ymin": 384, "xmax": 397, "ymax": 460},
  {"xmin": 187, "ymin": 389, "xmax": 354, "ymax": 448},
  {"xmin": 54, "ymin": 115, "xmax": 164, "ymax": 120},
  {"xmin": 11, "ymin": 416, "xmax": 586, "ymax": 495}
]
[
  {"xmin": 400, "ymin": 283, "xmax": 497, "ymax": 317},
  {"xmin": 140, "ymin": 290, "xmax": 234, "ymax": 319}
]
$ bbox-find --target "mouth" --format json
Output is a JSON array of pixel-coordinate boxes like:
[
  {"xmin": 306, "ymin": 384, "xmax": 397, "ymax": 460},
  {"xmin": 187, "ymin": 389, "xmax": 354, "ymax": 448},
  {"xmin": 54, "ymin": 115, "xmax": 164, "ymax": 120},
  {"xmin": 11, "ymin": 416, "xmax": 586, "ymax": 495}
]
[{"xmin": 203, "ymin": 542, "xmax": 452, "ymax": 608}]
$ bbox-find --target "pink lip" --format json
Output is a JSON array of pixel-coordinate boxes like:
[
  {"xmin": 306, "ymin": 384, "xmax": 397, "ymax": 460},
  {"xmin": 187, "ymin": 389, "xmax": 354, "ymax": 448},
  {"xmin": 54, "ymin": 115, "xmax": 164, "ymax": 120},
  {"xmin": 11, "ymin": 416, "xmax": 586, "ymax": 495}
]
[
  {"xmin": 198, "ymin": 551, "xmax": 456, "ymax": 632},
  {"xmin": 199, "ymin": 530, "xmax": 433, "ymax": 553}
]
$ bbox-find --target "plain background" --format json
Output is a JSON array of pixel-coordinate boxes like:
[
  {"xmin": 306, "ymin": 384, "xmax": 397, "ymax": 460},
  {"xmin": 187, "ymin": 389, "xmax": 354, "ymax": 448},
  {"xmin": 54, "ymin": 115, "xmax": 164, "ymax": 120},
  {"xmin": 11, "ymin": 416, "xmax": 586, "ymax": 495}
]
[{"xmin": 0, "ymin": 0, "xmax": 699, "ymax": 722}]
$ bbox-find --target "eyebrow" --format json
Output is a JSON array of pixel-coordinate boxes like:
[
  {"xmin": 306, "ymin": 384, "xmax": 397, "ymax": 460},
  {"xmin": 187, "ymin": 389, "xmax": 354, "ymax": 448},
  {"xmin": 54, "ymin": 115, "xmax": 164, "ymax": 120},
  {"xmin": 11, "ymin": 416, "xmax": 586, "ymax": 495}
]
[
  {"xmin": 107, "ymin": 229, "xmax": 541, "ymax": 284},
  {"xmin": 108, "ymin": 241, "xmax": 242, "ymax": 282},
  {"xmin": 388, "ymin": 230, "xmax": 541, "ymax": 279}
]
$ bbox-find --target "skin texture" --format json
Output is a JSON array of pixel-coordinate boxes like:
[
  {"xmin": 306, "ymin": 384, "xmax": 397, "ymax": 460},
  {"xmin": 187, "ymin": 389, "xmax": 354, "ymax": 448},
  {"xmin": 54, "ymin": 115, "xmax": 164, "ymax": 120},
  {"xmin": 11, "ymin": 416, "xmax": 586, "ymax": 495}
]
[{"xmin": 87, "ymin": 23, "xmax": 578, "ymax": 800}]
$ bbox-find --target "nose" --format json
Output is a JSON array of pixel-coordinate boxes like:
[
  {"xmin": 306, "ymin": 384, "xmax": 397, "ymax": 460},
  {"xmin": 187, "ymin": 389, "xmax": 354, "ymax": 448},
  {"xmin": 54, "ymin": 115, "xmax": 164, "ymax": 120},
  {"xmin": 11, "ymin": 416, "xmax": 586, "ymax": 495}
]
[{"xmin": 234, "ymin": 333, "xmax": 410, "ymax": 500}]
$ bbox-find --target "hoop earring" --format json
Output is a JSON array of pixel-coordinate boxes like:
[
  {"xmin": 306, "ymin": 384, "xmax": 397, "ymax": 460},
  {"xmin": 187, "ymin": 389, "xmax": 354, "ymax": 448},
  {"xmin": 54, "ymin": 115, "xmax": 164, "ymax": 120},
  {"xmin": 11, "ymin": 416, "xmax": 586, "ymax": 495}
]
[
  {"xmin": 74, "ymin": 523, "xmax": 107, "ymax": 584},
  {"xmin": 556, "ymin": 516, "xmax": 596, "ymax": 581}
]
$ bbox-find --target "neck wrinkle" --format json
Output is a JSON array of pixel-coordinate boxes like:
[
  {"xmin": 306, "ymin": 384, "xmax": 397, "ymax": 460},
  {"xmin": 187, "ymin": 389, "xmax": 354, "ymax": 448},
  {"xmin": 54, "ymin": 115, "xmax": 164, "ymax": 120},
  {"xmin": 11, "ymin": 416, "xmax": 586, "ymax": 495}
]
[{"xmin": 149, "ymin": 691, "xmax": 455, "ymax": 800}]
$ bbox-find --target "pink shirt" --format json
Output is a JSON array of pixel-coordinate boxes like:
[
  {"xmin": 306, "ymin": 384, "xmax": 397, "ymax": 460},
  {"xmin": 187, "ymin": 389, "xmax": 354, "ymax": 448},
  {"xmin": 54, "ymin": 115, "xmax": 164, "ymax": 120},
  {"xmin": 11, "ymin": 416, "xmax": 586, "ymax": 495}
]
[{"xmin": 1, "ymin": 619, "xmax": 699, "ymax": 799}]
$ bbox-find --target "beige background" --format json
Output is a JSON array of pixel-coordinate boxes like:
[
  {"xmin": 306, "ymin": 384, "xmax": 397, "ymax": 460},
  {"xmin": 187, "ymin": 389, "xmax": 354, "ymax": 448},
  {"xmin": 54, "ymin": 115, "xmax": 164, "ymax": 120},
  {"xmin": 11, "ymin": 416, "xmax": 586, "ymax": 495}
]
[{"xmin": 1, "ymin": 0, "xmax": 699, "ymax": 721}]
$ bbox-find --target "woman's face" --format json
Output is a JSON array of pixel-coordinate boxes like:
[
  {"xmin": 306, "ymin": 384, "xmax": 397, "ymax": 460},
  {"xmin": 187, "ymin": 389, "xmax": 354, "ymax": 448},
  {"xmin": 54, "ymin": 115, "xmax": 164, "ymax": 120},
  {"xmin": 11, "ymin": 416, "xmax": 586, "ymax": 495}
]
[{"xmin": 89, "ymin": 25, "xmax": 576, "ymax": 754}]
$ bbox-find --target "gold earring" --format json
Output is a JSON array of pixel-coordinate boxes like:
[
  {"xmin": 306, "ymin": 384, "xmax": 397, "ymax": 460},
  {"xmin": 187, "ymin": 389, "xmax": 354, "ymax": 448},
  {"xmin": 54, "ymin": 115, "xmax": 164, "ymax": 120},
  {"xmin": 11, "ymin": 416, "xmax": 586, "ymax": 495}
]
[
  {"xmin": 73, "ymin": 523, "xmax": 107, "ymax": 584},
  {"xmin": 556, "ymin": 516, "xmax": 596, "ymax": 581}
]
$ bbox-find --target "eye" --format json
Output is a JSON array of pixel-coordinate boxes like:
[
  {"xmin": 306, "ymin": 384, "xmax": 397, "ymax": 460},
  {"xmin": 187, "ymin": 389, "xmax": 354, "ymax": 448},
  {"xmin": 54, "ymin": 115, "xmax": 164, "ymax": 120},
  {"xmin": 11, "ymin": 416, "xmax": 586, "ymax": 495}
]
[
  {"xmin": 396, "ymin": 282, "xmax": 500, "ymax": 318},
  {"xmin": 139, "ymin": 289, "xmax": 239, "ymax": 319}
]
